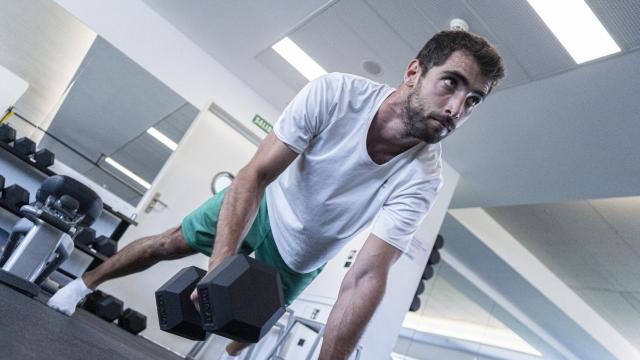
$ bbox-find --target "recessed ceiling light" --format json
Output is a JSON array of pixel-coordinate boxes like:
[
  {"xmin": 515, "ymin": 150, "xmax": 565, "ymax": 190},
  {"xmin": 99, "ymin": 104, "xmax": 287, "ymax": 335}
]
[
  {"xmin": 527, "ymin": 0, "xmax": 620, "ymax": 64},
  {"xmin": 104, "ymin": 157, "xmax": 151, "ymax": 189},
  {"xmin": 147, "ymin": 127, "xmax": 178, "ymax": 151},
  {"xmin": 272, "ymin": 37, "xmax": 327, "ymax": 81}
]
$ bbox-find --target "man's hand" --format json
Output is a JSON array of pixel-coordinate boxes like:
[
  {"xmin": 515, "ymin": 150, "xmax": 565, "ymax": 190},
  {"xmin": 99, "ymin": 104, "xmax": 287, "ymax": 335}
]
[
  {"xmin": 190, "ymin": 288, "xmax": 200, "ymax": 311},
  {"xmin": 190, "ymin": 255, "xmax": 228, "ymax": 311},
  {"xmin": 318, "ymin": 234, "xmax": 401, "ymax": 359}
]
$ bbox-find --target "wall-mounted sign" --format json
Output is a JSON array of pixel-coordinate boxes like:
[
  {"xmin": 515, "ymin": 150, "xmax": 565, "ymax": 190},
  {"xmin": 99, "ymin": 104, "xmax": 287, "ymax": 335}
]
[{"xmin": 252, "ymin": 114, "xmax": 273, "ymax": 133}]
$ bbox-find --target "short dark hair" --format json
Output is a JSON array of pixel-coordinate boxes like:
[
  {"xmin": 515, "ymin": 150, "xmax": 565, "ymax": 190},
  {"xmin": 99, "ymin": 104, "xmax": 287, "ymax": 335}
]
[{"xmin": 416, "ymin": 30, "xmax": 505, "ymax": 93}]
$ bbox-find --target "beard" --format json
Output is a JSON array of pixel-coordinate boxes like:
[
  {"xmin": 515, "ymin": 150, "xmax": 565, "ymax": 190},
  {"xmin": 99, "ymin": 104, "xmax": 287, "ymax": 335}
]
[{"xmin": 403, "ymin": 88, "xmax": 452, "ymax": 144}]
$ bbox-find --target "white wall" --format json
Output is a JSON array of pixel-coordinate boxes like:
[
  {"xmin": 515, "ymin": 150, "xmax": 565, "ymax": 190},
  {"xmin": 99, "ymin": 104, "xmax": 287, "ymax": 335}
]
[
  {"xmin": 54, "ymin": 0, "xmax": 280, "ymax": 142},
  {"xmin": 0, "ymin": 64, "xmax": 28, "ymax": 114}
]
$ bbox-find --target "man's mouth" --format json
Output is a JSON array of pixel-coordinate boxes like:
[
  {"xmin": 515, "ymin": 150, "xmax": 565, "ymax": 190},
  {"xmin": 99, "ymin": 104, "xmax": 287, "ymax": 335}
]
[{"xmin": 430, "ymin": 115, "xmax": 454, "ymax": 134}]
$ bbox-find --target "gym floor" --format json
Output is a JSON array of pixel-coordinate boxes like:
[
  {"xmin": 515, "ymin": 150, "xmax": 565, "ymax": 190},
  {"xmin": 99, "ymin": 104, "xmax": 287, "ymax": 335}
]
[{"xmin": 0, "ymin": 284, "xmax": 183, "ymax": 360}]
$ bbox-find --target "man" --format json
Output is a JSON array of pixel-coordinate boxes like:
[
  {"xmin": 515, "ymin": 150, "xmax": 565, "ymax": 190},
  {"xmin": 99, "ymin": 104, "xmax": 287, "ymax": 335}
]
[{"xmin": 48, "ymin": 30, "xmax": 504, "ymax": 359}]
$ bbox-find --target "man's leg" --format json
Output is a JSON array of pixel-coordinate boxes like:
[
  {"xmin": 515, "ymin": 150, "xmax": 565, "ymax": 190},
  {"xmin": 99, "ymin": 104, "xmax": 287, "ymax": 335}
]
[{"xmin": 48, "ymin": 226, "xmax": 196, "ymax": 315}]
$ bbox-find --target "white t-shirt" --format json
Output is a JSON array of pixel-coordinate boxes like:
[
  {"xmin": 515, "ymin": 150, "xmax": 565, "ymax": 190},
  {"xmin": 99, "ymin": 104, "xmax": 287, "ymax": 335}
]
[{"xmin": 266, "ymin": 73, "xmax": 443, "ymax": 273}]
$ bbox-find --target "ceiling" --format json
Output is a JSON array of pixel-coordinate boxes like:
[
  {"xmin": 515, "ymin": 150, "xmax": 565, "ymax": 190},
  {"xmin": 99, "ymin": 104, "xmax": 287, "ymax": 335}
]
[{"xmin": 487, "ymin": 197, "xmax": 640, "ymax": 351}]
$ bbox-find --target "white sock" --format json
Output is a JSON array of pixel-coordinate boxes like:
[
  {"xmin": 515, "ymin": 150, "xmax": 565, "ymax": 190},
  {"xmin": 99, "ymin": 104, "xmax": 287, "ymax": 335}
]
[{"xmin": 47, "ymin": 278, "xmax": 93, "ymax": 316}]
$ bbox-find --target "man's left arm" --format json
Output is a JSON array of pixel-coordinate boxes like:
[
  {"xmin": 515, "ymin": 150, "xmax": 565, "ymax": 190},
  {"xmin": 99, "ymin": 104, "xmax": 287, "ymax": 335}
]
[{"xmin": 318, "ymin": 233, "xmax": 402, "ymax": 360}]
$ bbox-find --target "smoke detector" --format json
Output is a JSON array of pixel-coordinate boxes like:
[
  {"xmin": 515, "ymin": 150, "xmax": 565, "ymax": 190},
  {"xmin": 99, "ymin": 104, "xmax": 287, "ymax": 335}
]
[
  {"xmin": 361, "ymin": 59, "xmax": 383, "ymax": 76},
  {"xmin": 449, "ymin": 18, "xmax": 469, "ymax": 31}
]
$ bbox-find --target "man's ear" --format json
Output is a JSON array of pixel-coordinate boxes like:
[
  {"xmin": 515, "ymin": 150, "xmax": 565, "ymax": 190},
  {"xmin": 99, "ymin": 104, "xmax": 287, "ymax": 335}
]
[{"xmin": 403, "ymin": 59, "xmax": 421, "ymax": 88}]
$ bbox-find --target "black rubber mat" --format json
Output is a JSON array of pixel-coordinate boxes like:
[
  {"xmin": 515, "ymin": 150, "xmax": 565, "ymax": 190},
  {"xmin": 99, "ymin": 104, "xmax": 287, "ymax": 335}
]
[{"xmin": 0, "ymin": 284, "xmax": 184, "ymax": 360}]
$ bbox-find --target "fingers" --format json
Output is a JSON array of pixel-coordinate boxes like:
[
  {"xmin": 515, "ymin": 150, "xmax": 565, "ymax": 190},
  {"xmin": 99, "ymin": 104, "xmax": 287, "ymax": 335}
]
[{"xmin": 190, "ymin": 289, "xmax": 200, "ymax": 312}]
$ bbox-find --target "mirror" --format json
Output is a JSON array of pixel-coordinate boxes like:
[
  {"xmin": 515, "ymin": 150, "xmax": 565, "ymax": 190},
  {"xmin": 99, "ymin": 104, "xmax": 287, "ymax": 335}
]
[{"xmin": 0, "ymin": 0, "xmax": 198, "ymax": 207}]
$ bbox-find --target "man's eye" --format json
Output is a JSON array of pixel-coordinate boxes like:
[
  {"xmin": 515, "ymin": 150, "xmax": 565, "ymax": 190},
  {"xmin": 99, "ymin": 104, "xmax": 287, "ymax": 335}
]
[
  {"xmin": 466, "ymin": 95, "xmax": 482, "ymax": 108},
  {"xmin": 443, "ymin": 78, "xmax": 456, "ymax": 89}
]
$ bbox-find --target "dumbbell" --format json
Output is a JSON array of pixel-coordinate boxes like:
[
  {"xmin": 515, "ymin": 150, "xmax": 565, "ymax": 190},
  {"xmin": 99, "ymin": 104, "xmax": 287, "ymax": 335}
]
[
  {"xmin": 13, "ymin": 137, "xmax": 36, "ymax": 157},
  {"xmin": 156, "ymin": 254, "xmax": 285, "ymax": 343},
  {"xmin": 0, "ymin": 124, "xmax": 16, "ymax": 144},
  {"xmin": 118, "ymin": 308, "xmax": 147, "ymax": 335},
  {"xmin": 1, "ymin": 184, "xmax": 30, "ymax": 209},
  {"xmin": 434, "ymin": 234, "xmax": 444, "ymax": 250},
  {"xmin": 74, "ymin": 227, "xmax": 96, "ymax": 246},
  {"xmin": 427, "ymin": 248, "xmax": 441, "ymax": 266},
  {"xmin": 93, "ymin": 235, "xmax": 118, "ymax": 257},
  {"xmin": 34, "ymin": 148, "xmax": 55, "ymax": 167},
  {"xmin": 82, "ymin": 290, "xmax": 124, "ymax": 322}
]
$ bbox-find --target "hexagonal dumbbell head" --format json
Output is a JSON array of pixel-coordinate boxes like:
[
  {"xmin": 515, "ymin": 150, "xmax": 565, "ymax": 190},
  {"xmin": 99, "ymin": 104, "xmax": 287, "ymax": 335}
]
[
  {"xmin": 96, "ymin": 295, "xmax": 124, "ymax": 322},
  {"xmin": 197, "ymin": 255, "xmax": 285, "ymax": 343},
  {"xmin": 155, "ymin": 266, "xmax": 207, "ymax": 341},
  {"xmin": 118, "ymin": 308, "xmax": 147, "ymax": 335}
]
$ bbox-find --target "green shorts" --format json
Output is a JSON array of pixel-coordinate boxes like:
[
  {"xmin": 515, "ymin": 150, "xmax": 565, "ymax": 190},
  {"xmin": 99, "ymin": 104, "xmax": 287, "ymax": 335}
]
[{"xmin": 181, "ymin": 188, "xmax": 322, "ymax": 306}]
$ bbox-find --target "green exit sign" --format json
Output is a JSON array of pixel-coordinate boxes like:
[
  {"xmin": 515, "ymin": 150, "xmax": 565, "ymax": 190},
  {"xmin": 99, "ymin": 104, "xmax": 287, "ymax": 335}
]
[{"xmin": 252, "ymin": 114, "xmax": 273, "ymax": 133}]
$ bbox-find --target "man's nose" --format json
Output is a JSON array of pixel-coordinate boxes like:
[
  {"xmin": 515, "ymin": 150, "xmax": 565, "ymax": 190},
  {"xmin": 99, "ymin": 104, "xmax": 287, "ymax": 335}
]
[{"xmin": 445, "ymin": 93, "xmax": 466, "ymax": 121}]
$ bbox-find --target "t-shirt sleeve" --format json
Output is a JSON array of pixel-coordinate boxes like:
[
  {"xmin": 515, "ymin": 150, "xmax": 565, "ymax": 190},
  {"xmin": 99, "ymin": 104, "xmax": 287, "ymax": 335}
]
[
  {"xmin": 371, "ymin": 169, "xmax": 443, "ymax": 252},
  {"xmin": 273, "ymin": 73, "xmax": 340, "ymax": 153}
]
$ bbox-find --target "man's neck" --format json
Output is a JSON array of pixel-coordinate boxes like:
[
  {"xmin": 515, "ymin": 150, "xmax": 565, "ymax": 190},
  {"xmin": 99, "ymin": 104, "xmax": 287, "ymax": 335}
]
[{"xmin": 366, "ymin": 89, "xmax": 421, "ymax": 164}]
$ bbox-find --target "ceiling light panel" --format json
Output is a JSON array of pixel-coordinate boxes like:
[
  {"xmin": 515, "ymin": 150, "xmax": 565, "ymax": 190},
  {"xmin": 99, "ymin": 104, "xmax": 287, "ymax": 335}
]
[
  {"xmin": 272, "ymin": 37, "xmax": 327, "ymax": 81},
  {"xmin": 527, "ymin": 0, "xmax": 620, "ymax": 63}
]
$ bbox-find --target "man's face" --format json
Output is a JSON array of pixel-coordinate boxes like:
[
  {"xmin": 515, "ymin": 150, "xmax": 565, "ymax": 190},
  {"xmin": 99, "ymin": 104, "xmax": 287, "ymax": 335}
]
[{"xmin": 404, "ymin": 50, "xmax": 492, "ymax": 144}]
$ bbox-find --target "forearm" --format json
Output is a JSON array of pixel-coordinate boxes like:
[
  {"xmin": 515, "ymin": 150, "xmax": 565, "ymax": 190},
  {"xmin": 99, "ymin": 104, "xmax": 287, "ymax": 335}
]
[
  {"xmin": 209, "ymin": 168, "xmax": 265, "ymax": 270},
  {"xmin": 319, "ymin": 273, "xmax": 386, "ymax": 360}
]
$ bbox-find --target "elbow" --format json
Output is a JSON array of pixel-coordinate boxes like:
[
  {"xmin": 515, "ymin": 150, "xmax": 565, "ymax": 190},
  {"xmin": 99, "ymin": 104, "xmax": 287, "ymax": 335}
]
[
  {"xmin": 343, "ymin": 267, "xmax": 388, "ymax": 295},
  {"xmin": 236, "ymin": 165, "xmax": 274, "ymax": 190}
]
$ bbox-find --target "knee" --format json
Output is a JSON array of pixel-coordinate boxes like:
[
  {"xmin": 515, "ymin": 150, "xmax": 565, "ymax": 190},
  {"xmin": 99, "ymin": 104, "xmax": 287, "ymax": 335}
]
[{"xmin": 151, "ymin": 227, "xmax": 194, "ymax": 259}]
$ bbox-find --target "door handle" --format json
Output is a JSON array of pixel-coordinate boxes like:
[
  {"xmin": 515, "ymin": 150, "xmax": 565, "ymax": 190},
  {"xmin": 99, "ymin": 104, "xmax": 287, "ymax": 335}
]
[{"xmin": 145, "ymin": 192, "xmax": 168, "ymax": 213}]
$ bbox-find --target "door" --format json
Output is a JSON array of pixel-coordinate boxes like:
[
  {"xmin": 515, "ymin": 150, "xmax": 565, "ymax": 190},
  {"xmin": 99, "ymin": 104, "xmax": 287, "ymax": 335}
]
[{"xmin": 99, "ymin": 105, "xmax": 259, "ymax": 355}]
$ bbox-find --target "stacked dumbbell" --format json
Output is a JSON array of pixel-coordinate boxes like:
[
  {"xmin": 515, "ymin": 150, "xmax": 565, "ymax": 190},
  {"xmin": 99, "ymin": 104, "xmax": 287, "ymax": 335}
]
[
  {"xmin": 0, "ymin": 123, "xmax": 55, "ymax": 168},
  {"xmin": 0, "ymin": 172, "xmax": 30, "ymax": 211},
  {"xmin": 81, "ymin": 290, "xmax": 147, "ymax": 335},
  {"xmin": 156, "ymin": 254, "xmax": 285, "ymax": 343},
  {"xmin": 73, "ymin": 228, "xmax": 118, "ymax": 257},
  {"xmin": 409, "ymin": 234, "xmax": 444, "ymax": 312}
]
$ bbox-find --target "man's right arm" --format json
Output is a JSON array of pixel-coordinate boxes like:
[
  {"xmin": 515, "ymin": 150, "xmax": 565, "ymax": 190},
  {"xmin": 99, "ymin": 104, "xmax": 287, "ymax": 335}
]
[{"xmin": 208, "ymin": 131, "xmax": 298, "ymax": 270}]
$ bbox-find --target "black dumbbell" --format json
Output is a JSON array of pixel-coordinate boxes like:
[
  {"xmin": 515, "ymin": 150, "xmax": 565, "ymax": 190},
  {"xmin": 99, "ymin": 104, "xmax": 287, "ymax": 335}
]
[
  {"xmin": 93, "ymin": 235, "xmax": 118, "ymax": 257},
  {"xmin": 409, "ymin": 297, "xmax": 421, "ymax": 312},
  {"xmin": 83, "ymin": 290, "xmax": 124, "ymax": 322},
  {"xmin": 1, "ymin": 184, "xmax": 30, "ymax": 208},
  {"xmin": 74, "ymin": 227, "xmax": 96, "ymax": 246},
  {"xmin": 156, "ymin": 254, "xmax": 285, "ymax": 343},
  {"xmin": 0, "ymin": 124, "xmax": 16, "ymax": 144},
  {"xmin": 13, "ymin": 137, "xmax": 36, "ymax": 156},
  {"xmin": 427, "ymin": 249, "xmax": 440, "ymax": 266},
  {"xmin": 34, "ymin": 149, "xmax": 55, "ymax": 167},
  {"xmin": 118, "ymin": 308, "xmax": 147, "ymax": 335},
  {"xmin": 434, "ymin": 234, "xmax": 444, "ymax": 250},
  {"xmin": 421, "ymin": 266, "xmax": 434, "ymax": 281}
]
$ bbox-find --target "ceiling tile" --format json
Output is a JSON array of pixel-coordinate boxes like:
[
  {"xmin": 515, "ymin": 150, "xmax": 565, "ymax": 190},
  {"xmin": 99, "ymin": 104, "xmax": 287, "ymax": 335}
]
[{"xmin": 586, "ymin": 0, "xmax": 640, "ymax": 51}]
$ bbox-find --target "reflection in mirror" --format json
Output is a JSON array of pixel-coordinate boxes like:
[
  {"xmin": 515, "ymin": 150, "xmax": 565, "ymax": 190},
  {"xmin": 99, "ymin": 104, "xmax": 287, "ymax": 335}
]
[{"xmin": 0, "ymin": 0, "xmax": 197, "ymax": 207}]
